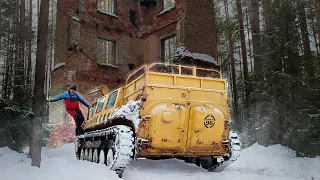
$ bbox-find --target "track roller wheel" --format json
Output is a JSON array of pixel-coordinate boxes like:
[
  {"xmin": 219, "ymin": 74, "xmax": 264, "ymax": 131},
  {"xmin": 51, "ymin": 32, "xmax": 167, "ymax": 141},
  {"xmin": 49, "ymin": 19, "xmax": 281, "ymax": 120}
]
[
  {"xmin": 92, "ymin": 149, "xmax": 99, "ymax": 163},
  {"xmin": 84, "ymin": 148, "xmax": 89, "ymax": 161},
  {"xmin": 99, "ymin": 149, "xmax": 106, "ymax": 165},
  {"xmin": 80, "ymin": 149, "xmax": 85, "ymax": 161},
  {"xmin": 88, "ymin": 149, "xmax": 93, "ymax": 162},
  {"xmin": 106, "ymin": 148, "xmax": 115, "ymax": 167}
]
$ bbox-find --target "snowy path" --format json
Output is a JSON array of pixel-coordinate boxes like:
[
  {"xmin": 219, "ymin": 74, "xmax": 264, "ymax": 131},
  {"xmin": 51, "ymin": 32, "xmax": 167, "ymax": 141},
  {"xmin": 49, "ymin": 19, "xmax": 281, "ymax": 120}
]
[{"xmin": 0, "ymin": 143, "xmax": 319, "ymax": 180}]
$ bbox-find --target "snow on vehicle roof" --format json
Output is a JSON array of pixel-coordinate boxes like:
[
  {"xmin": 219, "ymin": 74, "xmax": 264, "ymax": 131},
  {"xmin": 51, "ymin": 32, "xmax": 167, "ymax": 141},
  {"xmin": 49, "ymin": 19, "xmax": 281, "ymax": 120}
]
[{"xmin": 174, "ymin": 46, "xmax": 219, "ymax": 66}]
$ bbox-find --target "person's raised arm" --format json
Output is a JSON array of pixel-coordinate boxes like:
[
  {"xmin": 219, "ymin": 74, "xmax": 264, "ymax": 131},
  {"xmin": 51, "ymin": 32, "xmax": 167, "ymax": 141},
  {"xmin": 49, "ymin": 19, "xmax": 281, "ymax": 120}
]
[
  {"xmin": 77, "ymin": 93, "xmax": 90, "ymax": 108},
  {"xmin": 48, "ymin": 91, "xmax": 68, "ymax": 102}
]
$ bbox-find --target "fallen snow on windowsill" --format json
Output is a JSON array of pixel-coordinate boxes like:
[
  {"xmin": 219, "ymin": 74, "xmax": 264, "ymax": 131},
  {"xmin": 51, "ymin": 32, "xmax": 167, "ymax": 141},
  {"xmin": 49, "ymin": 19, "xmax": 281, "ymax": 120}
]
[
  {"xmin": 97, "ymin": 62, "xmax": 118, "ymax": 69},
  {"xmin": 97, "ymin": 9, "xmax": 118, "ymax": 18},
  {"xmin": 159, "ymin": 6, "xmax": 175, "ymax": 16}
]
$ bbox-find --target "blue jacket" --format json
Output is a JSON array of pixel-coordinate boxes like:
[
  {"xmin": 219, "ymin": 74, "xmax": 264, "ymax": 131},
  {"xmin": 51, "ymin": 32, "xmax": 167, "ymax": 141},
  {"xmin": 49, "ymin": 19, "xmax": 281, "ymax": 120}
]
[{"xmin": 50, "ymin": 91, "xmax": 90, "ymax": 108}]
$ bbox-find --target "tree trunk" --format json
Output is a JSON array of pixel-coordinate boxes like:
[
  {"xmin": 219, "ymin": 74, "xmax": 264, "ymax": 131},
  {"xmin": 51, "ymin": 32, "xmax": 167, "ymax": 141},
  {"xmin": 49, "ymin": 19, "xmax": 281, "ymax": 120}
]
[
  {"xmin": 13, "ymin": 0, "xmax": 26, "ymax": 105},
  {"xmin": 314, "ymin": 0, "xmax": 320, "ymax": 49},
  {"xmin": 245, "ymin": 8, "xmax": 253, "ymax": 73},
  {"xmin": 27, "ymin": 0, "xmax": 33, "ymax": 100},
  {"xmin": 299, "ymin": 2, "xmax": 315, "ymax": 86},
  {"xmin": 0, "ymin": 0, "xmax": 2, "ymax": 30},
  {"xmin": 20, "ymin": 0, "xmax": 26, "ymax": 88},
  {"xmin": 31, "ymin": 0, "xmax": 50, "ymax": 168},
  {"xmin": 312, "ymin": 17, "xmax": 319, "ymax": 59},
  {"xmin": 223, "ymin": 0, "xmax": 238, "ymax": 119},
  {"xmin": 251, "ymin": 0, "xmax": 263, "ymax": 92},
  {"xmin": 236, "ymin": 0, "xmax": 250, "ymax": 117},
  {"xmin": 261, "ymin": 0, "xmax": 271, "ymax": 30},
  {"xmin": 250, "ymin": 0, "xmax": 267, "ymax": 145},
  {"xmin": 2, "ymin": 33, "xmax": 10, "ymax": 99}
]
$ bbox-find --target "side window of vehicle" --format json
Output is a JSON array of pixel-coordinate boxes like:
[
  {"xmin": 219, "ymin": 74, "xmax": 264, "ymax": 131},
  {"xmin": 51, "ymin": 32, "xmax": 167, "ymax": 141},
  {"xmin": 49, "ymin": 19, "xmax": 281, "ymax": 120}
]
[
  {"xmin": 89, "ymin": 102, "xmax": 97, "ymax": 118},
  {"xmin": 96, "ymin": 97, "xmax": 106, "ymax": 113},
  {"xmin": 106, "ymin": 90, "xmax": 118, "ymax": 109}
]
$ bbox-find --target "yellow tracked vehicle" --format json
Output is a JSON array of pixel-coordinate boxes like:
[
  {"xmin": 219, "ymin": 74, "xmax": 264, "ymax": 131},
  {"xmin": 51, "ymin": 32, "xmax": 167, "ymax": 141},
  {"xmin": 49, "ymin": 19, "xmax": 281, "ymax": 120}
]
[{"xmin": 75, "ymin": 63, "xmax": 241, "ymax": 177}]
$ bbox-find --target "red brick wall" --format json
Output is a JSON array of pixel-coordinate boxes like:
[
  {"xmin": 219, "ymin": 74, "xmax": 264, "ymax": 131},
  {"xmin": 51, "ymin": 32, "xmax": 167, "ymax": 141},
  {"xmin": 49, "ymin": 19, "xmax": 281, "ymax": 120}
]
[
  {"xmin": 48, "ymin": 124, "xmax": 75, "ymax": 148},
  {"xmin": 182, "ymin": 0, "xmax": 217, "ymax": 59}
]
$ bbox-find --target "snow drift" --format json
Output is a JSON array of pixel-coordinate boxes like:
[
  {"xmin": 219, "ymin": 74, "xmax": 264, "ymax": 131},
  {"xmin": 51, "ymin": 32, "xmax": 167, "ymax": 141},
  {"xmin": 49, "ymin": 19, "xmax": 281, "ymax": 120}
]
[
  {"xmin": 0, "ymin": 144, "xmax": 120, "ymax": 180},
  {"xmin": 0, "ymin": 142, "xmax": 319, "ymax": 180}
]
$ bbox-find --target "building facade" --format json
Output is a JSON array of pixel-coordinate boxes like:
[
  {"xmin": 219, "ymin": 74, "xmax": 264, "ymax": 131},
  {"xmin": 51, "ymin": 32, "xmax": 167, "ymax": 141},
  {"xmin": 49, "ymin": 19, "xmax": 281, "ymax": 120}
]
[{"xmin": 49, "ymin": 0, "xmax": 217, "ymax": 147}]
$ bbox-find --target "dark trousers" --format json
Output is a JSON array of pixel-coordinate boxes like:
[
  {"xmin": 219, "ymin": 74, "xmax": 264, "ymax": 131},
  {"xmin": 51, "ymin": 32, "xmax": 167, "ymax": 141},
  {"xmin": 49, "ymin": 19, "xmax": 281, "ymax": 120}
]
[{"xmin": 75, "ymin": 110, "xmax": 85, "ymax": 135}]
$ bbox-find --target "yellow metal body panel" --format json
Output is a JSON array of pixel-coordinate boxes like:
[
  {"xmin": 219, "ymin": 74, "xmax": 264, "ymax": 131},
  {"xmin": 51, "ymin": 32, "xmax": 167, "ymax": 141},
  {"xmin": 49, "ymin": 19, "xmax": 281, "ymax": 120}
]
[
  {"xmin": 146, "ymin": 103, "xmax": 188, "ymax": 151},
  {"xmin": 84, "ymin": 63, "xmax": 231, "ymax": 157},
  {"xmin": 187, "ymin": 104, "xmax": 224, "ymax": 152}
]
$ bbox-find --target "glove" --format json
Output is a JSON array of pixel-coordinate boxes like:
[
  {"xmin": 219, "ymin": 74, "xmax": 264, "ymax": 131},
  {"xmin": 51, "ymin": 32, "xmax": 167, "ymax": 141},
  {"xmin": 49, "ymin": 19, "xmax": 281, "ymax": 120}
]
[{"xmin": 47, "ymin": 99, "xmax": 52, "ymax": 102}]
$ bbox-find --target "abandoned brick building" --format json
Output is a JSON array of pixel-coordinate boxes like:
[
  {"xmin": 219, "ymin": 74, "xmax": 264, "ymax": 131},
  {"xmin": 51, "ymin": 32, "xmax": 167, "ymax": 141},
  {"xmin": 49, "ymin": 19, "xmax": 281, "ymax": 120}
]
[{"xmin": 49, "ymin": 0, "xmax": 218, "ymax": 147}]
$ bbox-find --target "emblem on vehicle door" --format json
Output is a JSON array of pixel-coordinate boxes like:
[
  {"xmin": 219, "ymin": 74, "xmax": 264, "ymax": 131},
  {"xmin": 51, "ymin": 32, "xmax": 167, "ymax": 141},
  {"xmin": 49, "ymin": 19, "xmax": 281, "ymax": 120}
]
[{"xmin": 204, "ymin": 115, "xmax": 215, "ymax": 128}]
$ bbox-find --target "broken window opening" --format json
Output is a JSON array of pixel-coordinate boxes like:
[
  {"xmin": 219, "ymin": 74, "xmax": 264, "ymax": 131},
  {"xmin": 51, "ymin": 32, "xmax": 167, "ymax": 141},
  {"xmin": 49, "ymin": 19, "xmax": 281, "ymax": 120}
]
[
  {"xmin": 161, "ymin": 35, "xmax": 176, "ymax": 64},
  {"xmin": 129, "ymin": 9, "xmax": 136, "ymax": 27},
  {"xmin": 97, "ymin": 38, "xmax": 116, "ymax": 66},
  {"xmin": 98, "ymin": 0, "xmax": 116, "ymax": 15},
  {"xmin": 140, "ymin": 0, "xmax": 157, "ymax": 8},
  {"xmin": 162, "ymin": 0, "xmax": 175, "ymax": 11}
]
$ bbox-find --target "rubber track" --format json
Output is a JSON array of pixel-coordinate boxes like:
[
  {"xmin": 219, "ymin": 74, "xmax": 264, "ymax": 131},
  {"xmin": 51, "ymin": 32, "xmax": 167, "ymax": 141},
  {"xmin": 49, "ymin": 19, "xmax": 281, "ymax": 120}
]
[
  {"xmin": 75, "ymin": 125, "xmax": 135, "ymax": 175},
  {"xmin": 210, "ymin": 131, "xmax": 241, "ymax": 172}
]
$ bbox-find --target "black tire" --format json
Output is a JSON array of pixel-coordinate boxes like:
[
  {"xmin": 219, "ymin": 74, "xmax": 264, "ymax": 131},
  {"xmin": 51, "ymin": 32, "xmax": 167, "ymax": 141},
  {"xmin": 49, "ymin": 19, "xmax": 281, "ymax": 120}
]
[
  {"xmin": 195, "ymin": 158, "xmax": 201, "ymax": 167},
  {"xmin": 201, "ymin": 156, "xmax": 213, "ymax": 170},
  {"xmin": 184, "ymin": 157, "xmax": 193, "ymax": 163}
]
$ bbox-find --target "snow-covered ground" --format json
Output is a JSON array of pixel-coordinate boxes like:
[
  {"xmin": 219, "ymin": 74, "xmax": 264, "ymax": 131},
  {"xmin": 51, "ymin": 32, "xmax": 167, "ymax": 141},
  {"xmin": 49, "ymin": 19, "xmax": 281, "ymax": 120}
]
[{"xmin": 0, "ymin": 143, "xmax": 319, "ymax": 180}]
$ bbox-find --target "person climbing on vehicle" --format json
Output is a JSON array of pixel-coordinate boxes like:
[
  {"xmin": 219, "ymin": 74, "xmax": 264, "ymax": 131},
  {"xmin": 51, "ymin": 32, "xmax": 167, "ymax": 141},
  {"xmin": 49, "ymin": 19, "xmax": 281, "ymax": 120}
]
[{"xmin": 47, "ymin": 85, "xmax": 89, "ymax": 135}]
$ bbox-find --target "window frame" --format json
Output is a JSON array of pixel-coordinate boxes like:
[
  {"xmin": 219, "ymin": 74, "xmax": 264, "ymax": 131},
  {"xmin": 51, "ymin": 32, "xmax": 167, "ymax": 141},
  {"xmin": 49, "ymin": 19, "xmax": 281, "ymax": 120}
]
[
  {"xmin": 89, "ymin": 102, "xmax": 98, "ymax": 119},
  {"xmin": 97, "ymin": 0, "xmax": 117, "ymax": 16},
  {"xmin": 161, "ymin": 34, "xmax": 177, "ymax": 63},
  {"xmin": 96, "ymin": 37, "xmax": 117, "ymax": 66},
  {"xmin": 106, "ymin": 90, "xmax": 118, "ymax": 110},
  {"xmin": 95, "ymin": 97, "xmax": 106, "ymax": 113}
]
